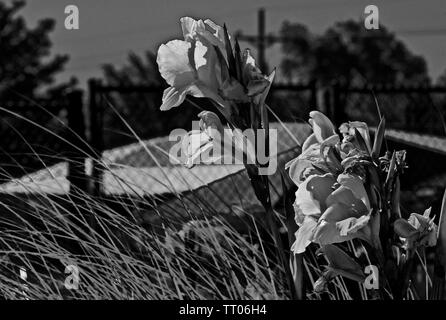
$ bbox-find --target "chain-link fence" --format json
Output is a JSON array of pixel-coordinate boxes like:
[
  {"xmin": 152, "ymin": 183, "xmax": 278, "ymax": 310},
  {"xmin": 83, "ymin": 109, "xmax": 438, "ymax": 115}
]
[
  {"xmin": 88, "ymin": 80, "xmax": 317, "ymax": 196},
  {"xmin": 0, "ymin": 91, "xmax": 87, "ymax": 192},
  {"xmin": 4, "ymin": 81, "xmax": 444, "ymax": 215},
  {"xmin": 329, "ymin": 83, "xmax": 446, "ymax": 215},
  {"xmin": 331, "ymin": 84, "xmax": 446, "ymax": 134}
]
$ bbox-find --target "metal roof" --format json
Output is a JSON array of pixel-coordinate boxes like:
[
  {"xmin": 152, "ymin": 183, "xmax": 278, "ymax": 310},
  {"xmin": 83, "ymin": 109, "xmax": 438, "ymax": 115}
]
[
  {"xmin": 1, "ymin": 123, "xmax": 445, "ymax": 202},
  {"xmin": 0, "ymin": 123, "xmax": 311, "ymax": 197}
]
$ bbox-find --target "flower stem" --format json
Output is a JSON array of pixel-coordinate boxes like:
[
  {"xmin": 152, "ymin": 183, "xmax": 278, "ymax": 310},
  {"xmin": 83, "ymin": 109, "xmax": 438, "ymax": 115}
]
[
  {"xmin": 245, "ymin": 166, "xmax": 297, "ymax": 299},
  {"xmin": 396, "ymin": 249, "xmax": 415, "ymax": 300}
]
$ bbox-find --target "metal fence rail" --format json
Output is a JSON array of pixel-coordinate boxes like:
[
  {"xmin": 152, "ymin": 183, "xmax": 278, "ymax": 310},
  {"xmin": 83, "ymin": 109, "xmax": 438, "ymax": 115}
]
[
  {"xmin": 87, "ymin": 79, "xmax": 318, "ymax": 196},
  {"xmin": 1, "ymin": 81, "xmax": 445, "ymax": 202},
  {"xmin": 330, "ymin": 83, "xmax": 446, "ymax": 134}
]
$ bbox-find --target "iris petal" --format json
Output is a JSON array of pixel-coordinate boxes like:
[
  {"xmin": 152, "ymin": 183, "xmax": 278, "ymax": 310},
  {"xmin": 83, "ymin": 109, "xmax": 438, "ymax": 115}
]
[
  {"xmin": 336, "ymin": 215, "xmax": 371, "ymax": 237},
  {"xmin": 302, "ymin": 133, "xmax": 318, "ymax": 152},
  {"xmin": 291, "ymin": 217, "xmax": 318, "ymax": 254},
  {"xmin": 320, "ymin": 202, "xmax": 363, "ymax": 222},
  {"xmin": 313, "ymin": 220, "xmax": 357, "ymax": 245},
  {"xmin": 160, "ymin": 86, "xmax": 189, "ymax": 111},
  {"xmin": 287, "ymin": 144, "xmax": 329, "ymax": 186},
  {"xmin": 194, "ymin": 40, "xmax": 219, "ymax": 91},
  {"xmin": 157, "ymin": 40, "xmax": 195, "ymax": 87},
  {"xmin": 348, "ymin": 121, "xmax": 372, "ymax": 154},
  {"xmin": 309, "ymin": 111, "xmax": 336, "ymax": 143},
  {"xmin": 326, "ymin": 186, "xmax": 368, "ymax": 214},
  {"xmin": 337, "ymin": 174, "xmax": 371, "ymax": 210},
  {"xmin": 293, "ymin": 174, "xmax": 336, "ymax": 224},
  {"xmin": 180, "ymin": 17, "xmax": 200, "ymax": 41}
]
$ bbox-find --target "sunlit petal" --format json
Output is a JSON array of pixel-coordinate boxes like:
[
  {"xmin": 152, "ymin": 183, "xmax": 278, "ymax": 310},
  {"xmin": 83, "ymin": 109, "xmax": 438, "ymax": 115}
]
[
  {"xmin": 198, "ymin": 111, "xmax": 224, "ymax": 136},
  {"xmin": 302, "ymin": 133, "xmax": 318, "ymax": 152},
  {"xmin": 309, "ymin": 111, "xmax": 336, "ymax": 143},
  {"xmin": 291, "ymin": 217, "xmax": 318, "ymax": 254},
  {"xmin": 181, "ymin": 130, "xmax": 213, "ymax": 168},
  {"xmin": 180, "ymin": 17, "xmax": 200, "ymax": 41},
  {"xmin": 194, "ymin": 40, "xmax": 219, "ymax": 91},
  {"xmin": 160, "ymin": 86, "xmax": 189, "ymax": 111},
  {"xmin": 157, "ymin": 40, "xmax": 196, "ymax": 87}
]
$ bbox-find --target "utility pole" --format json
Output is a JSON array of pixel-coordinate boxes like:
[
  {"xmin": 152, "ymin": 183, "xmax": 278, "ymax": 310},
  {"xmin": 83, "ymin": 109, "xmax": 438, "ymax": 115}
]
[
  {"xmin": 235, "ymin": 9, "xmax": 320, "ymax": 111},
  {"xmin": 235, "ymin": 8, "xmax": 292, "ymax": 74},
  {"xmin": 257, "ymin": 8, "xmax": 267, "ymax": 73},
  {"xmin": 236, "ymin": 8, "xmax": 270, "ymax": 74}
]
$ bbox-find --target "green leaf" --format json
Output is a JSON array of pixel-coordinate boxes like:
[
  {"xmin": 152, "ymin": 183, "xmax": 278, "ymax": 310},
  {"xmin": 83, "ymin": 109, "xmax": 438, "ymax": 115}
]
[
  {"xmin": 391, "ymin": 176, "xmax": 402, "ymax": 219},
  {"xmin": 372, "ymin": 116, "xmax": 386, "ymax": 159},
  {"xmin": 255, "ymin": 70, "xmax": 275, "ymax": 119},
  {"xmin": 385, "ymin": 151, "xmax": 396, "ymax": 186},
  {"xmin": 353, "ymin": 128, "xmax": 369, "ymax": 154},
  {"xmin": 290, "ymin": 253, "xmax": 305, "ymax": 299},
  {"xmin": 279, "ymin": 168, "xmax": 304, "ymax": 300},
  {"xmin": 436, "ymin": 189, "xmax": 446, "ymax": 267},
  {"xmin": 432, "ymin": 189, "xmax": 446, "ymax": 299},
  {"xmin": 213, "ymin": 45, "xmax": 230, "ymax": 83},
  {"xmin": 223, "ymin": 24, "xmax": 237, "ymax": 78},
  {"xmin": 325, "ymin": 146, "xmax": 343, "ymax": 172},
  {"xmin": 234, "ymin": 39, "xmax": 243, "ymax": 83}
]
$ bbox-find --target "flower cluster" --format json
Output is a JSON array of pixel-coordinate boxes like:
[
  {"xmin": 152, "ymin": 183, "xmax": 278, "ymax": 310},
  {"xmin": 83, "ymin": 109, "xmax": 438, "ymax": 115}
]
[
  {"xmin": 287, "ymin": 111, "xmax": 443, "ymax": 297},
  {"xmin": 287, "ymin": 111, "xmax": 377, "ymax": 254},
  {"xmin": 157, "ymin": 17, "xmax": 274, "ymax": 123},
  {"xmin": 159, "ymin": 17, "xmax": 446, "ymax": 300},
  {"xmin": 394, "ymin": 208, "xmax": 437, "ymax": 250},
  {"xmin": 157, "ymin": 17, "xmax": 275, "ymax": 170},
  {"xmin": 158, "ymin": 18, "xmax": 288, "ymax": 294}
]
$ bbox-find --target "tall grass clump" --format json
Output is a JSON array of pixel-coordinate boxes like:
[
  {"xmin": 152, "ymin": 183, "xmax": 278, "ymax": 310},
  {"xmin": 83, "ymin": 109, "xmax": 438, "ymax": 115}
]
[
  {"xmin": 0, "ymin": 97, "xmax": 290, "ymax": 300},
  {"xmin": 1, "ymin": 16, "xmax": 446, "ymax": 301}
]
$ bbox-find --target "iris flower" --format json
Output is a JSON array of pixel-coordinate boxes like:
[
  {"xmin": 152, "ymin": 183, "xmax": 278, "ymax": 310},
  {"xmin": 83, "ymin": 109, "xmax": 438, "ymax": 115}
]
[
  {"xmin": 286, "ymin": 111, "xmax": 341, "ymax": 186},
  {"xmin": 288, "ymin": 111, "xmax": 377, "ymax": 254},
  {"xmin": 394, "ymin": 208, "xmax": 437, "ymax": 249},
  {"xmin": 180, "ymin": 111, "xmax": 256, "ymax": 168},
  {"xmin": 157, "ymin": 17, "xmax": 273, "ymax": 121},
  {"xmin": 158, "ymin": 17, "xmax": 275, "ymax": 170},
  {"xmin": 291, "ymin": 173, "xmax": 373, "ymax": 254}
]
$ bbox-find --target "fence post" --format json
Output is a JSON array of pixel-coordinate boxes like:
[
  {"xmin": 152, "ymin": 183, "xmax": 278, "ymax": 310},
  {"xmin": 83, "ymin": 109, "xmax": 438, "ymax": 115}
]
[
  {"xmin": 309, "ymin": 79, "xmax": 318, "ymax": 110},
  {"xmin": 66, "ymin": 89, "xmax": 88, "ymax": 194},
  {"xmin": 88, "ymin": 78, "xmax": 103, "ymax": 196},
  {"xmin": 321, "ymin": 87, "xmax": 331, "ymax": 116},
  {"xmin": 332, "ymin": 82, "xmax": 346, "ymax": 126}
]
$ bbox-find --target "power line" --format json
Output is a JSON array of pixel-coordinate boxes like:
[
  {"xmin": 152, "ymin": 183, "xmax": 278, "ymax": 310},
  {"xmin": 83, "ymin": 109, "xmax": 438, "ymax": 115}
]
[
  {"xmin": 65, "ymin": 7, "xmax": 446, "ymax": 74},
  {"xmin": 397, "ymin": 28, "xmax": 446, "ymax": 36},
  {"xmin": 54, "ymin": 6, "xmax": 257, "ymax": 46}
]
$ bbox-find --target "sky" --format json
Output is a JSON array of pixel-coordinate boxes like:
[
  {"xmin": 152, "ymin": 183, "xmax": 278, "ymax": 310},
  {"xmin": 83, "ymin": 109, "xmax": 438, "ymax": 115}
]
[{"xmin": 18, "ymin": 0, "xmax": 446, "ymax": 88}]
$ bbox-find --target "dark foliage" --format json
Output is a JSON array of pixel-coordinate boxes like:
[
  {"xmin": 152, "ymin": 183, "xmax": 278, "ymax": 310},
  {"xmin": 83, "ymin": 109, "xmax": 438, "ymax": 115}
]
[{"xmin": 0, "ymin": 1, "xmax": 74, "ymax": 100}]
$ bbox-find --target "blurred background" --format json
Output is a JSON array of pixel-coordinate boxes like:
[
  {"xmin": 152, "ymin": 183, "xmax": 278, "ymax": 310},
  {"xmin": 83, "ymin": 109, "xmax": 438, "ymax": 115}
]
[
  {"xmin": 18, "ymin": 0, "xmax": 446, "ymax": 87},
  {"xmin": 0, "ymin": 0, "xmax": 445, "ymax": 215}
]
